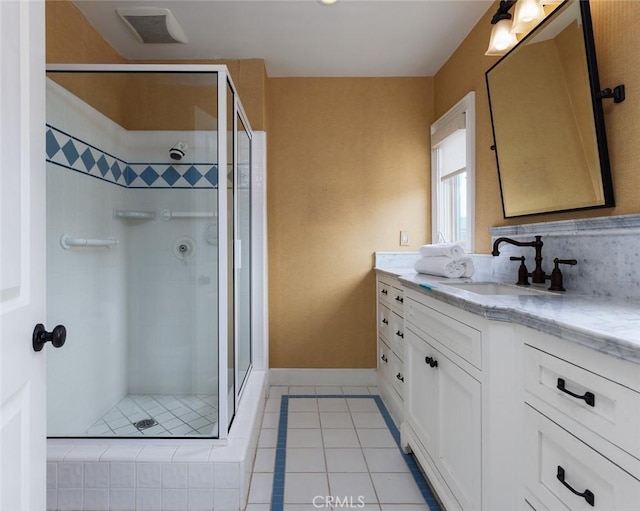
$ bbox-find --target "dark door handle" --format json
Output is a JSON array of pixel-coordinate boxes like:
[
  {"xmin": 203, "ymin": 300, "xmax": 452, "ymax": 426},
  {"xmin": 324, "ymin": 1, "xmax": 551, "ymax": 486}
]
[
  {"xmin": 33, "ymin": 324, "xmax": 66, "ymax": 352},
  {"xmin": 557, "ymin": 466, "xmax": 594, "ymax": 506},
  {"xmin": 557, "ymin": 378, "xmax": 595, "ymax": 406}
]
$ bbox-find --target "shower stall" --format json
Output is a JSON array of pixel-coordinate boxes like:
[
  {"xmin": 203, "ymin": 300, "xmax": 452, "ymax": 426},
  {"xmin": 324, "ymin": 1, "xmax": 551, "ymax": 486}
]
[{"xmin": 45, "ymin": 64, "xmax": 258, "ymax": 439}]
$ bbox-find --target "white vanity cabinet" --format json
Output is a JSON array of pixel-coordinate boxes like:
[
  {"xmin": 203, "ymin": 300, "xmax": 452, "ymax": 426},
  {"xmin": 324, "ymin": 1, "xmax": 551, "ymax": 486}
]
[
  {"xmin": 376, "ymin": 273, "xmax": 405, "ymax": 424},
  {"xmin": 401, "ymin": 288, "xmax": 521, "ymax": 511},
  {"xmin": 522, "ymin": 327, "xmax": 640, "ymax": 511}
]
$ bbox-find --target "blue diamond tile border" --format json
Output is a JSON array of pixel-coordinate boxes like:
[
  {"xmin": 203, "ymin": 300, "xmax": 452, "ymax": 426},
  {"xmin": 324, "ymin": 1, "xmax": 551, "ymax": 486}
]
[
  {"xmin": 45, "ymin": 125, "xmax": 218, "ymax": 189},
  {"xmin": 271, "ymin": 395, "xmax": 442, "ymax": 511}
]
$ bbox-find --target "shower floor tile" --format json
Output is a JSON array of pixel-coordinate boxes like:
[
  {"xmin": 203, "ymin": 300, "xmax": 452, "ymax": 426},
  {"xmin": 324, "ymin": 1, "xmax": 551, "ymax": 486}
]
[{"xmin": 85, "ymin": 394, "xmax": 219, "ymax": 437}]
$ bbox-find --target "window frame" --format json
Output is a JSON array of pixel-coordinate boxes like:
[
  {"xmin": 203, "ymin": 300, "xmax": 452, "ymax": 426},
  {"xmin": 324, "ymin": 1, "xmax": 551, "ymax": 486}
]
[{"xmin": 431, "ymin": 91, "xmax": 476, "ymax": 253}]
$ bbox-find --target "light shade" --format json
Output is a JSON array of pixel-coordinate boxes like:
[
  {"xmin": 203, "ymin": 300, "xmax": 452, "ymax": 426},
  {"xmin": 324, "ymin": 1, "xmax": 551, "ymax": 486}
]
[
  {"xmin": 485, "ymin": 19, "xmax": 518, "ymax": 56},
  {"xmin": 510, "ymin": 0, "xmax": 546, "ymax": 33}
]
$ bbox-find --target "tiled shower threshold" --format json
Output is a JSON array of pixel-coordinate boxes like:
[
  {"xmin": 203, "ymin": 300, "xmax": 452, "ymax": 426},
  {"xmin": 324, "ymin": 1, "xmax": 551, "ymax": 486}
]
[{"xmin": 46, "ymin": 371, "xmax": 267, "ymax": 511}]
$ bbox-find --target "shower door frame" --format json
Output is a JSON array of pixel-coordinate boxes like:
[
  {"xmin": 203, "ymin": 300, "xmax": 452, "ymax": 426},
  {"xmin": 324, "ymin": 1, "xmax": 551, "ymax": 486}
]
[
  {"xmin": 45, "ymin": 63, "xmax": 253, "ymax": 441},
  {"xmin": 230, "ymin": 94, "xmax": 254, "ymax": 426}
]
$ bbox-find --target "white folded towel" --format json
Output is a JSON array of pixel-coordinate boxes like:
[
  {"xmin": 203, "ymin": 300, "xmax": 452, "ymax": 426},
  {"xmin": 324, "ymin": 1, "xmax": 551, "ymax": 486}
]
[
  {"xmin": 458, "ymin": 256, "xmax": 475, "ymax": 278},
  {"xmin": 418, "ymin": 243, "xmax": 465, "ymax": 260},
  {"xmin": 414, "ymin": 256, "xmax": 466, "ymax": 278}
]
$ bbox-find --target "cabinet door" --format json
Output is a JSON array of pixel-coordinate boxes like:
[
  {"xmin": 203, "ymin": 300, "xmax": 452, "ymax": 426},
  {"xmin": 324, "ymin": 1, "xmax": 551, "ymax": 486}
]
[
  {"xmin": 406, "ymin": 327, "xmax": 439, "ymax": 452},
  {"xmin": 437, "ymin": 347, "xmax": 482, "ymax": 511},
  {"xmin": 406, "ymin": 326, "xmax": 482, "ymax": 511}
]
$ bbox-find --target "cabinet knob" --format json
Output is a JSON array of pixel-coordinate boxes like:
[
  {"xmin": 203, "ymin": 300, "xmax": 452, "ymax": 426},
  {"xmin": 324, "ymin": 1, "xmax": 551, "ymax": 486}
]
[
  {"xmin": 396, "ymin": 373, "xmax": 404, "ymax": 382},
  {"xmin": 395, "ymin": 296, "xmax": 404, "ymax": 303},
  {"xmin": 381, "ymin": 289, "xmax": 388, "ymax": 295},
  {"xmin": 380, "ymin": 354, "xmax": 388, "ymax": 363},
  {"xmin": 424, "ymin": 356, "xmax": 438, "ymax": 368},
  {"xmin": 382, "ymin": 318, "xmax": 389, "ymax": 325},
  {"xmin": 557, "ymin": 466, "xmax": 594, "ymax": 506},
  {"xmin": 395, "ymin": 330, "xmax": 404, "ymax": 338}
]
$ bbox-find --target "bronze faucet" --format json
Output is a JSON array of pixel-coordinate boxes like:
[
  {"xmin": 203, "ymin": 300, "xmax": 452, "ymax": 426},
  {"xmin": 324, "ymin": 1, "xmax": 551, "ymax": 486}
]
[{"xmin": 492, "ymin": 235, "xmax": 546, "ymax": 284}]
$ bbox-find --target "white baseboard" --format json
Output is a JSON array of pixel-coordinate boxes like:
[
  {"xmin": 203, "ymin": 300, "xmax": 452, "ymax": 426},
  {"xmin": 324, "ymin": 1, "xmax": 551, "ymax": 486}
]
[{"xmin": 269, "ymin": 368, "xmax": 377, "ymax": 387}]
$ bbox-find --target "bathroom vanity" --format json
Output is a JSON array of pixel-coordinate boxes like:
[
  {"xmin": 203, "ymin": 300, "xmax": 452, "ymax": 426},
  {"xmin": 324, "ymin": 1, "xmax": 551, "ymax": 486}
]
[{"xmin": 375, "ymin": 253, "xmax": 640, "ymax": 511}]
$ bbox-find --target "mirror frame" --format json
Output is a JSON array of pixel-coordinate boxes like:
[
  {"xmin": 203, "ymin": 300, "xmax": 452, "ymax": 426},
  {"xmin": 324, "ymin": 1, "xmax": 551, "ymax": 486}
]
[{"xmin": 486, "ymin": 0, "xmax": 615, "ymax": 218}]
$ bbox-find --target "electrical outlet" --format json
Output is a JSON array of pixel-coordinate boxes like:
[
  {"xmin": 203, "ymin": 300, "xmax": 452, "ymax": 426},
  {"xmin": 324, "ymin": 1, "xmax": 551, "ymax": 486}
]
[{"xmin": 400, "ymin": 230, "xmax": 410, "ymax": 246}]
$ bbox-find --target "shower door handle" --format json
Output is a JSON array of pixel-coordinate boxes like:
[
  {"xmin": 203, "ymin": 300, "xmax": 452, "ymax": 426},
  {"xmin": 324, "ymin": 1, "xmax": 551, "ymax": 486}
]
[{"xmin": 33, "ymin": 323, "xmax": 67, "ymax": 352}]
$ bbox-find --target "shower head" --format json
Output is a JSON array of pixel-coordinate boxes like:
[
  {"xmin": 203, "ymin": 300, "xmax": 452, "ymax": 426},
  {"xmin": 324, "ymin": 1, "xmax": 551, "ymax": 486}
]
[{"xmin": 169, "ymin": 141, "xmax": 188, "ymax": 161}]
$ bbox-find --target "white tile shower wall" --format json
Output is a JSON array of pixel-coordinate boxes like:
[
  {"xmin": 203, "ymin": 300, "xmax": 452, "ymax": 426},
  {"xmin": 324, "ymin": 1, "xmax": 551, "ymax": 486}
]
[
  {"xmin": 126, "ymin": 188, "xmax": 218, "ymax": 396},
  {"xmin": 46, "ymin": 84, "xmax": 129, "ymax": 436},
  {"xmin": 489, "ymin": 214, "xmax": 640, "ymax": 300}
]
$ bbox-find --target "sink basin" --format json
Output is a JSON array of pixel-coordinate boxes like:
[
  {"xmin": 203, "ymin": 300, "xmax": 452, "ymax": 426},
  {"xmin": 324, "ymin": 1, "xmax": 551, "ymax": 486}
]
[{"xmin": 439, "ymin": 281, "xmax": 556, "ymax": 296}]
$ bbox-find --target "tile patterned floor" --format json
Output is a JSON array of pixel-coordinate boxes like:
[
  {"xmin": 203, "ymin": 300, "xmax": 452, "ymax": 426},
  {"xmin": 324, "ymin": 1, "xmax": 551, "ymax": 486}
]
[
  {"xmin": 247, "ymin": 386, "xmax": 442, "ymax": 511},
  {"xmin": 84, "ymin": 393, "xmax": 218, "ymax": 437}
]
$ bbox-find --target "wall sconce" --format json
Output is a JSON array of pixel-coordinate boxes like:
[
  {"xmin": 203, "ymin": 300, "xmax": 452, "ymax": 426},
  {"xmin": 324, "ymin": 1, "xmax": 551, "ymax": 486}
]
[
  {"xmin": 485, "ymin": 0, "xmax": 518, "ymax": 56},
  {"xmin": 511, "ymin": 0, "xmax": 546, "ymax": 33}
]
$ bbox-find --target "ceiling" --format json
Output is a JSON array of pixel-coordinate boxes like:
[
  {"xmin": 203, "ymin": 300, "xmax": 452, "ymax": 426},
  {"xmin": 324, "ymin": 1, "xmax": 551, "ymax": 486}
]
[{"xmin": 71, "ymin": 0, "xmax": 494, "ymax": 77}]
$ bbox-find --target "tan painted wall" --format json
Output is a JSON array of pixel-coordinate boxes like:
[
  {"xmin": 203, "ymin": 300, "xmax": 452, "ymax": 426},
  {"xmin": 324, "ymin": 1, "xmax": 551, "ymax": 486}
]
[
  {"xmin": 435, "ymin": 0, "xmax": 640, "ymax": 253},
  {"xmin": 267, "ymin": 78, "xmax": 433, "ymax": 368}
]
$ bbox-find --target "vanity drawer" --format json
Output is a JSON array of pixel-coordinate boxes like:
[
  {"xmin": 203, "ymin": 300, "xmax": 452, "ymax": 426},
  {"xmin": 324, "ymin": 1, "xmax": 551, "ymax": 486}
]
[
  {"xmin": 391, "ymin": 352, "xmax": 405, "ymax": 398},
  {"xmin": 378, "ymin": 280, "xmax": 392, "ymax": 306},
  {"xmin": 524, "ymin": 405, "xmax": 640, "ymax": 511},
  {"xmin": 390, "ymin": 285, "xmax": 405, "ymax": 315},
  {"xmin": 378, "ymin": 304, "xmax": 391, "ymax": 341},
  {"xmin": 405, "ymin": 297, "xmax": 482, "ymax": 370},
  {"xmin": 390, "ymin": 311, "xmax": 404, "ymax": 361},
  {"xmin": 525, "ymin": 345, "xmax": 640, "ymax": 460},
  {"xmin": 378, "ymin": 338, "xmax": 392, "ymax": 381}
]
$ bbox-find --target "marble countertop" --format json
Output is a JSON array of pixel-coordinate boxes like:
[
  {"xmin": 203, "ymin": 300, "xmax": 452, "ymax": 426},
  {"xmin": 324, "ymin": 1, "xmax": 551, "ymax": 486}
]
[{"xmin": 375, "ymin": 267, "xmax": 640, "ymax": 364}]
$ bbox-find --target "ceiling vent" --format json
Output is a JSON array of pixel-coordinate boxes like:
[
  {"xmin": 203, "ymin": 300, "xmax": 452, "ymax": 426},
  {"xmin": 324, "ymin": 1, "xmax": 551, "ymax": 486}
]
[{"xmin": 117, "ymin": 7, "xmax": 188, "ymax": 44}]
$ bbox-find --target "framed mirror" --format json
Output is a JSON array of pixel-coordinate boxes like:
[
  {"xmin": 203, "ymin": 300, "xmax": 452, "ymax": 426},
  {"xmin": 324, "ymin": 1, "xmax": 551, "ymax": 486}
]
[{"xmin": 486, "ymin": 0, "xmax": 615, "ymax": 218}]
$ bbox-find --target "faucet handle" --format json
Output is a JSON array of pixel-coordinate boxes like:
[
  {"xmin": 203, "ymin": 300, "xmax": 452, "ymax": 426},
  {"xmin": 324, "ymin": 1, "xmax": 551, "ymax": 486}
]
[
  {"xmin": 549, "ymin": 258, "xmax": 578, "ymax": 292},
  {"xmin": 510, "ymin": 256, "xmax": 530, "ymax": 286}
]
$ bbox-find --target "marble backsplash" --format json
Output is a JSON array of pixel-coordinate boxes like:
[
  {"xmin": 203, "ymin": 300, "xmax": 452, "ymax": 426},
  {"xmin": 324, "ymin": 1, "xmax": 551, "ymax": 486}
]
[{"xmin": 375, "ymin": 213, "xmax": 640, "ymax": 302}]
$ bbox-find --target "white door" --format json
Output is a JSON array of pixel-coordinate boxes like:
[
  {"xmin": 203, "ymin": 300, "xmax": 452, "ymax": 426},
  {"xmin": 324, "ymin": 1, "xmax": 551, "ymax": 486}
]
[{"xmin": 0, "ymin": 2, "xmax": 47, "ymax": 510}]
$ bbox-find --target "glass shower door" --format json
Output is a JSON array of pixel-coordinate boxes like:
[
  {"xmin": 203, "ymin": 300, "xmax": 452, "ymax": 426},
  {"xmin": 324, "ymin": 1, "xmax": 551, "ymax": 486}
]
[{"xmin": 45, "ymin": 68, "xmax": 221, "ymax": 438}]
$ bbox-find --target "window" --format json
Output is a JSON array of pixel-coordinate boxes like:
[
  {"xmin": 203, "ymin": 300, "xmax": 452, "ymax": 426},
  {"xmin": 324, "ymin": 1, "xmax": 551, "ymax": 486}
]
[{"xmin": 431, "ymin": 92, "xmax": 475, "ymax": 252}]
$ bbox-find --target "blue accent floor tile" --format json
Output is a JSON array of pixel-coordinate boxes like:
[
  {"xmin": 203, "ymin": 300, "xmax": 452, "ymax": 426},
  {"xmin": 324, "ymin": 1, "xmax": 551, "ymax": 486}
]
[{"xmin": 269, "ymin": 394, "xmax": 442, "ymax": 511}]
